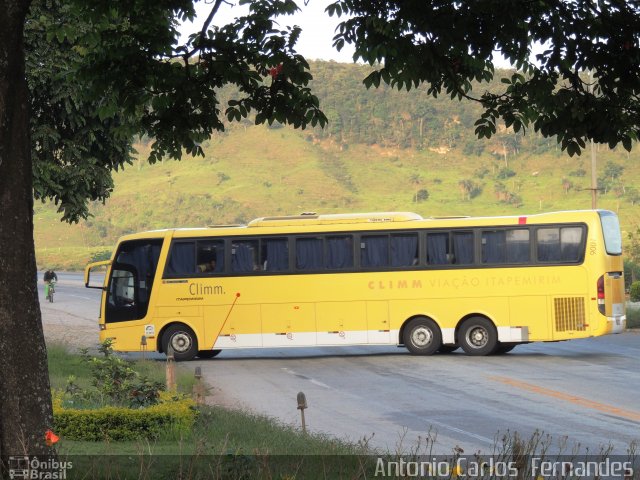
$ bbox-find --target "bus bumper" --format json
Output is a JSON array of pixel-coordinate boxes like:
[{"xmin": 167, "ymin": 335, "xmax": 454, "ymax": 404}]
[{"xmin": 607, "ymin": 315, "xmax": 626, "ymax": 334}]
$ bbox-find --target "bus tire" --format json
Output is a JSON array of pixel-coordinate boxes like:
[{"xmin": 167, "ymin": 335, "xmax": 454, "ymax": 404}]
[
  {"xmin": 197, "ymin": 349, "xmax": 222, "ymax": 359},
  {"xmin": 162, "ymin": 324, "xmax": 198, "ymax": 361},
  {"xmin": 438, "ymin": 345, "xmax": 459, "ymax": 354},
  {"xmin": 403, "ymin": 317, "xmax": 441, "ymax": 355},
  {"xmin": 494, "ymin": 343, "xmax": 517, "ymax": 354},
  {"xmin": 459, "ymin": 317, "xmax": 498, "ymax": 356}
]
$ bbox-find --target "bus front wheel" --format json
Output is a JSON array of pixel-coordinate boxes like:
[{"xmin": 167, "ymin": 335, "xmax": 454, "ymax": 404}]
[
  {"xmin": 162, "ymin": 324, "xmax": 198, "ymax": 361},
  {"xmin": 459, "ymin": 317, "xmax": 498, "ymax": 356},
  {"xmin": 403, "ymin": 317, "xmax": 441, "ymax": 355}
]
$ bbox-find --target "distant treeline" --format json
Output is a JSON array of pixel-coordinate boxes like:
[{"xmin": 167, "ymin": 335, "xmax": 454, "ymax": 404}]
[{"xmin": 305, "ymin": 61, "xmax": 554, "ymax": 155}]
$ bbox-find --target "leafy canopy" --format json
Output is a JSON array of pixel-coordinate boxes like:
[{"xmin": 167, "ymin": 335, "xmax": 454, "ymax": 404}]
[
  {"xmin": 328, "ymin": 0, "xmax": 640, "ymax": 156},
  {"xmin": 27, "ymin": 0, "xmax": 326, "ymax": 222}
]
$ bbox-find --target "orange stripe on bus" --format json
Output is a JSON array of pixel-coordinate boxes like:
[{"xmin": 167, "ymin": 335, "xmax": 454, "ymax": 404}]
[{"xmin": 489, "ymin": 376, "xmax": 640, "ymax": 422}]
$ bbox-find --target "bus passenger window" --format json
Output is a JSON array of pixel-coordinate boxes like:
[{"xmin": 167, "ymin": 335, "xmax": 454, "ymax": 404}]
[
  {"xmin": 452, "ymin": 232, "xmax": 474, "ymax": 264},
  {"xmin": 361, "ymin": 235, "xmax": 389, "ymax": 268},
  {"xmin": 427, "ymin": 233, "xmax": 449, "ymax": 265},
  {"xmin": 232, "ymin": 240, "xmax": 259, "ymax": 272},
  {"xmin": 264, "ymin": 238, "xmax": 289, "ymax": 272},
  {"xmin": 560, "ymin": 227, "xmax": 583, "ymax": 262},
  {"xmin": 506, "ymin": 229, "xmax": 530, "ymax": 263},
  {"xmin": 296, "ymin": 237, "xmax": 323, "ymax": 270},
  {"xmin": 537, "ymin": 227, "xmax": 582, "ymax": 262},
  {"xmin": 326, "ymin": 236, "xmax": 353, "ymax": 269},
  {"xmin": 197, "ymin": 240, "xmax": 225, "ymax": 274},
  {"xmin": 482, "ymin": 231, "xmax": 506, "ymax": 263},
  {"xmin": 166, "ymin": 242, "xmax": 196, "ymax": 275},
  {"xmin": 482, "ymin": 229, "xmax": 530, "ymax": 264},
  {"xmin": 391, "ymin": 234, "xmax": 418, "ymax": 267}
]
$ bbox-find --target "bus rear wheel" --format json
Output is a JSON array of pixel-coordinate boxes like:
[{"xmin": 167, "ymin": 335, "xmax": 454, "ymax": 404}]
[
  {"xmin": 403, "ymin": 317, "xmax": 441, "ymax": 355},
  {"xmin": 197, "ymin": 349, "xmax": 222, "ymax": 359},
  {"xmin": 459, "ymin": 317, "xmax": 498, "ymax": 356},
  {"xmin": 162, "ymin": 324, "xmax": 198, "ymax": 361}
]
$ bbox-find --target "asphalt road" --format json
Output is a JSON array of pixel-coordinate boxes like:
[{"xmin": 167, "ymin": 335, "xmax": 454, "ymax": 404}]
[{"xmin": 42, "ymin": 272, "xmax": 640, "ymax": 456}]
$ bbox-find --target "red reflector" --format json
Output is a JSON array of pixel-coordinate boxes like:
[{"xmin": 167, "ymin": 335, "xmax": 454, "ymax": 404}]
[
  {"xmin": 597, "ymin": 275, "xmax": 605, "ymax": 299},
  {"xmin": 518, "ymin": 216, "xmax": 527, "ymax": 224}
]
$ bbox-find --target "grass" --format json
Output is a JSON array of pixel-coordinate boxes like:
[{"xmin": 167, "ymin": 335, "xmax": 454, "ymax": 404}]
[
  {"xmin": 48, "ymin": 343, "xmax": 373, "ymax": 478},
  {"xmin": 33, "ymin": 124, "xmax": 640, "ymax": 270},
  {"xmin": 627, "ymin": 306, "xmax": 640, "ymax": 329},
  {"xmin": 48, "ymin": 343, "xmax": 197, "ymax": 397},
  {"xmin": 48, "ymin": 345, "xmax": 364, "ymax": 456},
  {"xmin": 47, "ymin": 344, "xmax": 640, "ymax": 479}
]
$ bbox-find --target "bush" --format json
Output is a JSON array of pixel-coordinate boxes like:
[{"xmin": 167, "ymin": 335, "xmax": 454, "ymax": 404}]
[
  {"xmin": 53, "ymin": 393, "xmax": 197, "ymax": 441},
  {"xmin": 630, "ymin": 281, "xmax": 640, "ymax": 302},
  {"xmin": 496, "ymin": 167, "xmax": 516, "ymax": 179},
  {"xmin": 627, "ymin": 307, "xmax": 640, "ymax": 329},
  {"xmin": 415, "ymin": 189, "xmax": 429, "ymax": 202},
  {"xmin": 76, "ymin": 339, "xmax": 164, "ymax": 408}
]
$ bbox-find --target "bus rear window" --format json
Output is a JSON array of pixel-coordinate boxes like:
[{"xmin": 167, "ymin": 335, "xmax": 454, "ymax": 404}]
[{"xmin": 599, "ymin": 211, "xmax": 622, "ymax": 255}]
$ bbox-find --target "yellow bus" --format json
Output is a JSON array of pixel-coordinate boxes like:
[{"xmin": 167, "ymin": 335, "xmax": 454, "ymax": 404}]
[{"xmin": 85, "ymin": 210, "xmax": 626, "ymax": 360}]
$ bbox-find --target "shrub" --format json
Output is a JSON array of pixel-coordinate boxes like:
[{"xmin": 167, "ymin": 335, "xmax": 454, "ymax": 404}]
[
  {"xmin": 627, "ymin": 307, "xmax": 640, "ymax": 329},
  {"xmin": 496, "ymin": 167, "xmax": 516, "ymax": 179},
  {"xmin": 53, "ymin": 393, "xmax": 197, "ymax": 441},
  {"xmin": 630, "ymin": 281, "xmax": 640, "ymax": 302},
  {"xmin": 89, "ymin": 249, "xmax": 111, "ymax": 262},
  {"xmin": 77, "ymin": 339, "xmax": 164, "ymax": 408},
  {"xmin": 415, "ymin": 189, "xmax": 429, "ymax": 202}
]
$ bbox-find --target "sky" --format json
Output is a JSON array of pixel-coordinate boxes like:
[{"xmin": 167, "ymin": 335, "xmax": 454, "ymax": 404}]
[
  {"xmin": 180, "ymin": 0, "xmax": 356, "ymax": 63},
  {"xmin": 179, "ymin": 1, "xmax": 525, "ymax": 67}
]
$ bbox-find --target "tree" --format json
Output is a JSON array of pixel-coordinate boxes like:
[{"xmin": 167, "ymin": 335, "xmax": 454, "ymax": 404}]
[
  {"xmin": 0, "ymin": 0, "xmax": 54, "ymax": 459},
  {"xmin": 1, "ymin": 0, "xmax": 326, "ymax": 459},
  {"xmin": 409, "ymin": 173, "xmax": 423, "ymax": 203},
  {"xmin": 603, "ymin": 161, "xmax": 624, "ymax": 183},
  {"xmin": 329, "ymin": 0, "xmax": 640, "ymax": 156}
]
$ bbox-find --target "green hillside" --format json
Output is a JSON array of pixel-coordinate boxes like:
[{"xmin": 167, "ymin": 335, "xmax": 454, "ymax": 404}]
[{"xmin": 33, "ymin": 62, "xmax": 640, "ymax": 270}]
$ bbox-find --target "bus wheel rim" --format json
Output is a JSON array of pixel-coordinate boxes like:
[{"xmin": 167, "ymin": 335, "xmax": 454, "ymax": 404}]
[
  {"xmin": 467, "ymin": 326, "xmax": 488, "ymax": 348},
  {"xmin": 411, "ymin": 327, "xmax": 433, "ymax": 347},
  {"xmin": 171, "ymin": 333, "xmax": 191, "ymax": 352}
]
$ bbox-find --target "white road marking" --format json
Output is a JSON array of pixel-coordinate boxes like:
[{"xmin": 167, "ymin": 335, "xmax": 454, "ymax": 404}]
[
  {"xmin": 309, "ymin": 379, "xmax": 331, "ymax": 389},
  {"xmin": 282, "ymin": 367, "xmax": 331, "ymax": 389}
]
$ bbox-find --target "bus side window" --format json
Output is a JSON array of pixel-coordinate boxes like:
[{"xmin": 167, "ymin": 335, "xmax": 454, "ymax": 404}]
[
  {"xmin": 452, "ymin": 232, "xmax": 474, "ymax": 265},
  {"xmin": 165, "ymin": 241, "xmax": 196, "ymax": 276},
  {"xmin": 560, "ymin": 227, "xmax": 583, "ymax": 261},
  {"xmin": 326, "ymin": 235, "xmax": 353, "ymax": 269},
  {"xmin": 482, "ymin": 229, "xmax": 530, "ymax": 264},
  {"xmin": 391, "ymin": 234, "xmax": 418, "ymax": 267},
  {"xmin": 427, "ymin": 233, "xmax": 449, "ymax": 265},
  {"xmin": 537, "ymin": 228, "xmax": 561, "ymax": 262},
  {"xmin": 506, "ymin": 229, "xmax": 530, "ymax": 263},
  {"xmin": 296, "ymin": 237, "xmax": 323, "ymax": 270},
  {"xmin": 482, "ymin": 230, "xmax": 506, "ymax": 263},
  {"xmin": 361, "ymin": 235, "xmax": 389, "ymax": 268},
  {"xmin": 232, "ymin": 240, "xmax": 259, "ymax": 272},
  {"xmin": 196, "ymin": 240, "xmax": 225, "ymax": 274},
  {"xmin": 264, "ymin": 238, "xmax": 289, "ymax": 272}
]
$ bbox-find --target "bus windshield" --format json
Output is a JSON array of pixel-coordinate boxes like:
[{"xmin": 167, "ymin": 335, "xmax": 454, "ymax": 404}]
[{"xmin": 598, "ymin": 211, "xmax": 622, "ymax": 255}]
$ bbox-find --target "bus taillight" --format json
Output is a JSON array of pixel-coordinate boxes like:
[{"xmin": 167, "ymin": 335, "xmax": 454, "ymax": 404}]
[{"xmin": 597, "ymin": 275, "xmax": 605, "ymax": 315}]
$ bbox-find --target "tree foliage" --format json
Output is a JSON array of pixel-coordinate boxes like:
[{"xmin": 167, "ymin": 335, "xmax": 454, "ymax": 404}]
[
  {"xmin": 328, "ymin": 0, "xmax": 640, "ymax": 156},
  {"xmin": 27, "ymin": 0, "xmax": 327, "ymax": 221}
]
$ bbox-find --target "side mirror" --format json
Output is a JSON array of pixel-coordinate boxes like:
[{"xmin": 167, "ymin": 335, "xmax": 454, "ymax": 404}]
[{"xmin": 85, "ymin": 260, "xmax": 110, "ymax": 290}]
